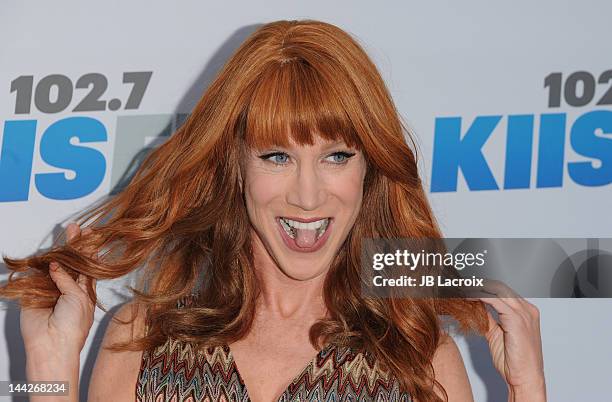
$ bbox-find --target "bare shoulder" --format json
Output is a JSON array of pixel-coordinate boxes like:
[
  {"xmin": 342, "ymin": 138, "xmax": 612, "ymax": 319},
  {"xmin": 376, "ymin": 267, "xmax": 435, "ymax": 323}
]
[
  {"xmin": 431, "ymin": 332, "xmax": 475, "ymax": 402},
  {"xmin": 87, "ymin": 301, "xmax": 147, "ymax": 402}
]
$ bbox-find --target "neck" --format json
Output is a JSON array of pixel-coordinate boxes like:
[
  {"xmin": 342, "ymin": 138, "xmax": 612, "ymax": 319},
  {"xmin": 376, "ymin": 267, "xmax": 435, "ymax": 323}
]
[{"xmin": 251, "ymin": 232, "xmax": 328, "ymax": 321}]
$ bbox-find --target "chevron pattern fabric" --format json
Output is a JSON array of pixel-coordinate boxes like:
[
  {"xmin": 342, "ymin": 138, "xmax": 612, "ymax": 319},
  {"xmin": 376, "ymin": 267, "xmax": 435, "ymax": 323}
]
[
  {"xmin": 136, "ymin": 338, "xmax": 249, "ymax": 402},
  {"xmin": 135, "ymin": 296, "xmax": 412, "ymax": 401}
]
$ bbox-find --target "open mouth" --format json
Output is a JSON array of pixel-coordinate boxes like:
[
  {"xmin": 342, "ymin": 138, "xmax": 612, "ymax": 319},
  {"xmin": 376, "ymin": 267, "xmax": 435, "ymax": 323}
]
[
  {"xmin": 276, "ymin": 217, "xmax": 333, "ymax": 252},
  {"xmin": 279, "ymin": 217, "xmax": 330, "ymax": 240}
]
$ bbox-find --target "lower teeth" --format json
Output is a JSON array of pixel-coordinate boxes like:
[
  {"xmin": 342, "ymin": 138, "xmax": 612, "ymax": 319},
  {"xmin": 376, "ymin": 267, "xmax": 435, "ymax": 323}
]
[{"xmin": 316, "ymin": 226, "xmax": 326, "ymax": 239}]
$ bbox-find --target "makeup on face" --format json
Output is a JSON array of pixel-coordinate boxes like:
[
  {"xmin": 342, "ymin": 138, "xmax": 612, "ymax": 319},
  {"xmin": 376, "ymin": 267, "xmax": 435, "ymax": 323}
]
[{"xmin": 243, "ymin": 137, "xmax": 366, "ymax": 280}]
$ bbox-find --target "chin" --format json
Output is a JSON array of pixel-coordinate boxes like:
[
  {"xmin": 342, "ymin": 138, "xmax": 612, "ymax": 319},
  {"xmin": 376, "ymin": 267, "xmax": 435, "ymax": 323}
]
[{"xmin": 277, "ymin": 259, "xmax": 332, "ymax": 281}]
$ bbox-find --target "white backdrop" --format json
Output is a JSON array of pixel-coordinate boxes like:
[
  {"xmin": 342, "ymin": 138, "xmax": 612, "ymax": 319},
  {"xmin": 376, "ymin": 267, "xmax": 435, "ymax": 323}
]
[{"xmin": 1, "ymin": 1, "xmax": 611, "ymax": 401}]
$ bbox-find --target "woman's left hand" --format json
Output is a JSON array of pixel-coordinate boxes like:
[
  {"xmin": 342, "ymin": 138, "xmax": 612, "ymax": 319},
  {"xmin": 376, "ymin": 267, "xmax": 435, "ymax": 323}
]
[{"xmin": 469, "ymin": 280, "xmax": 546, "ymax": 402}]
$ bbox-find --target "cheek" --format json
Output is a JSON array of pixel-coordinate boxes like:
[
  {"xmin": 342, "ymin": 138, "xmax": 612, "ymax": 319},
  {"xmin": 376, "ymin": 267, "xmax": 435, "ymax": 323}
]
[
  {"xmin": 244, "ymin": 173, "xmax": 282, "ymax": 219},
  {"xmin": 331, "ymin": 169, "xmax": 366, "ymax": 210}
]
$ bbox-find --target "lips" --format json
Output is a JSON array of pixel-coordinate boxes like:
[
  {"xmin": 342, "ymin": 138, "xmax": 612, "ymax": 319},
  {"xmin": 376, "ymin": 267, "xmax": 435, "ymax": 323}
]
[{"xmin": 276, "ymin": 217, "xmax": 333, "ymax": 253}]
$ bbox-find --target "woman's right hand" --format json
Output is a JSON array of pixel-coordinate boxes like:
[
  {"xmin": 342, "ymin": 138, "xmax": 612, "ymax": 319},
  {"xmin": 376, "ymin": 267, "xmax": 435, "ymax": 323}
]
[{"xmin": 20, "ymin": 222, "xmax": 97, "ymax": 362}]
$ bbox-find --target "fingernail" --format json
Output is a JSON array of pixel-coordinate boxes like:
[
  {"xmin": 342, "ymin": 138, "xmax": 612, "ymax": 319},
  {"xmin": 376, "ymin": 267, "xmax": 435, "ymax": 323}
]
[{"xmin": 50, "ymin": 262, "xmax": 59, "ymax": 271}]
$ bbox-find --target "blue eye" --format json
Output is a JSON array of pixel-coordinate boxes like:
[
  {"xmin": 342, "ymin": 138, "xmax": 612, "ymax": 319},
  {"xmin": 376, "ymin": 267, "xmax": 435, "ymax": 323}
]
[
  {"xmin": 325, "ymin": 151, "xmax": 355, "ymax": 164},
  {"xmin": 259, "ymin": 152, "xmax": 290, "ymax": 165},
  {"xmin": 258, "ymin": 151, "xmax": 356, "ymax": 165}
]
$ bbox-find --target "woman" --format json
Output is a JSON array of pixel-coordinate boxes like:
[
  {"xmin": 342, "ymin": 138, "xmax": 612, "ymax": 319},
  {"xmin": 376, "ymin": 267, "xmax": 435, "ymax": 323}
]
[{"xmin": 1, "ymin": 20, "xmax": 545, "ymax": 401}]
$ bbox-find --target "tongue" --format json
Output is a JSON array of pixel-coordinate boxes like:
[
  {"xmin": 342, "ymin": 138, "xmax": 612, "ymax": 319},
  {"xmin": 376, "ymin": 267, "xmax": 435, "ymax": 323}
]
[{"xmin": 294, "ymin": 228, "xmax": 318, "ymax": 248}]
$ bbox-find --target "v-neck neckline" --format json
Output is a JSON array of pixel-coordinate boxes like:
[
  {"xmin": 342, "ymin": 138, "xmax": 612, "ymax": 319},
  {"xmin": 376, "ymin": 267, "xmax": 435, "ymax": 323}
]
[{"xmin": 226, "ymin": 342, "xmax": 334, "ymax": 402}]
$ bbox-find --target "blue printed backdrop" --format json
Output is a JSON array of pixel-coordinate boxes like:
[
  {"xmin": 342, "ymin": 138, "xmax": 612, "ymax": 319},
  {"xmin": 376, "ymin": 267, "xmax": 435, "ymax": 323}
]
[
  {"xmin": 1, "ymin": 1, "xmax": 611, "ymax": 401},
  {"xmin": 431, "ymin": 111, "xmax": 611, "ymax": 192}
]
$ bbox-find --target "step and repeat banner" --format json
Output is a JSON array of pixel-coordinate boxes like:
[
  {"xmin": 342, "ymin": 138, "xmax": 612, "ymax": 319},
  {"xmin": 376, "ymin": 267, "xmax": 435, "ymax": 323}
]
[{"xmin": 1, "ymin": 1, "xmax": 611, "ymax": 401}]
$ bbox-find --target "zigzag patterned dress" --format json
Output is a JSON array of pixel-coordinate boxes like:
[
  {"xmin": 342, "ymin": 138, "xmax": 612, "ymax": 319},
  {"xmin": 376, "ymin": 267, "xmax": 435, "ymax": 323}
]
[{"xmin": 135, "ymin": 298, "xmax": 413, "ymax": 401}]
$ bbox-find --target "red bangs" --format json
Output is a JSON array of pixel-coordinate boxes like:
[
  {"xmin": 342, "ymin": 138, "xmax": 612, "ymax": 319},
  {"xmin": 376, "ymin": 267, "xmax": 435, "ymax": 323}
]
[{"xmin": 243, "ymin": 59, "xmax": 361, "ymax": 150}]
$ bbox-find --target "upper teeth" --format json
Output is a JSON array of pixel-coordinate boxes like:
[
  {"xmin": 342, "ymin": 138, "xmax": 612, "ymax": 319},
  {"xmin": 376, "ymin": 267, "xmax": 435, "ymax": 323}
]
[
  {"xmin": 279, "ymin": 217, "xmax": 330, "ymax": 239},
  {"xmin": 282, "ymin": 218, "xmax": 328, "ymax": 230}
]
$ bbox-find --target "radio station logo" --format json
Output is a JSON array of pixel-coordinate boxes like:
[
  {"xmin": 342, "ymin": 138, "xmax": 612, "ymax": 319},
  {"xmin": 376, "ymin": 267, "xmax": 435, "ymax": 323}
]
[
  {"xmin": 431, "ymin": 69, "xmax": 612, "ymax": 192},
  {"xmin": 1, "ymin": 71, "xmax": 185, "ymax": 202}
]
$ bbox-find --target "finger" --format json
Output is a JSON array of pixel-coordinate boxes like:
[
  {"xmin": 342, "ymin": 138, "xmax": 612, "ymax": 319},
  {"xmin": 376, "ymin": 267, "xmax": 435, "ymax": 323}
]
[
  {"xmin": 82, "ymin": 228, "xmax": 97, "ymax": 259},
  {"xmin": 466, "ymin": 300, "xmax": 503, "ymax": 337},
  {"xmin": 65, "ymin": 222, "xmax": 81, "ymax": 243},
  {"xmin": 469, "ymin": 294, "xmax": 515, "ymax": 316},
  {"xmin": 480, "ymin": 279, "xmax": 523, "ymax": 310},
  {"xmin": 49, "ymin": 262, "xmax": 85, "ymax": 297},
  {"xmin": 521, "ymin": 298, "xmax": 541, "ymax": 320},
  {"xmin": 464, "ymin": 296, "xmax": 505, "ymax": 337},
  {"xmin": 484, "ymin": 306, "xmax": 500, "ymax": 334},
  {"xmin": 482, "ymin": 279, "xmax": 521, "ymax": 297},
  {"xmin": 466, "ymin": 289, "xmax": 515, "ymax": 307},
  {"xmin": 76, "ymin": 273, "xmax": 98, "ymax": 300},
  {"xmin": 76, "ymin": 273, "xmax": 88, "ymax": 293}
]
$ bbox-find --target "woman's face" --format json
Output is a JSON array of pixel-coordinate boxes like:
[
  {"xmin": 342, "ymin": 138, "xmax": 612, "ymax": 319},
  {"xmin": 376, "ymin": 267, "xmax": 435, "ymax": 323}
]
[{"xmin": 243, "ymin": 135, "xmax": 367, "ymax": 281}]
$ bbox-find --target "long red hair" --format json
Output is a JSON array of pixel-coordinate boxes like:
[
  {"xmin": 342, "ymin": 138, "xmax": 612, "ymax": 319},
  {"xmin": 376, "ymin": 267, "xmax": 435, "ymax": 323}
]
[{"xmin": 1, "ymin": 20, "xmax": 487, "ymax": 401}]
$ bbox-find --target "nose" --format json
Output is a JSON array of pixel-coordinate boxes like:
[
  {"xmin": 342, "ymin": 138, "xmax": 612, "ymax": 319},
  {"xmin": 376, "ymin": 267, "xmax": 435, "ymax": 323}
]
[{"xmin": 286, "ymin": 161, "xmax": 328, "ymax": 211}]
